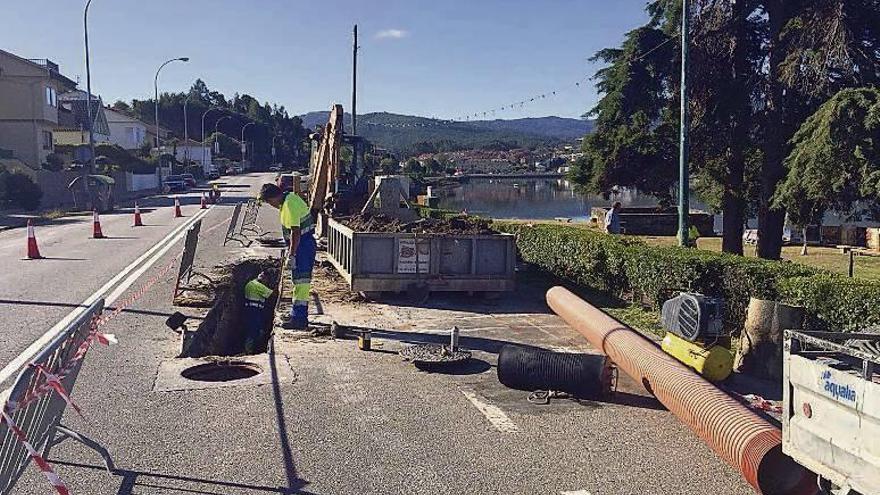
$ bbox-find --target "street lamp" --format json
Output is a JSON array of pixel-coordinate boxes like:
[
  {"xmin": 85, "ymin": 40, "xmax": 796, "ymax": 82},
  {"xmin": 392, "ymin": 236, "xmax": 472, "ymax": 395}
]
[
  {"xmin": 212, "ymin": 115, "xmax": 232, "ymax": 158},
  {"xmin": 201, "ymin": 106, "xmax": 221, "ymax": 170},
  {"xmin": 83, "ymin": 0, "xmax": 96, "ymax": 175},
  {"xmin": 153, "ymin": 57, "xmax": 189, "ymax": 152},
  {"xmin": 677, "ymin": 0, "xmax": 690, "ymax": 247},
  {"xmin": 183, "ymin": 91, "xmax": 192, "ymax": 170},
  {"xmin": 241, "ymin": 122, "xmax": 255, "ymax": 168}
]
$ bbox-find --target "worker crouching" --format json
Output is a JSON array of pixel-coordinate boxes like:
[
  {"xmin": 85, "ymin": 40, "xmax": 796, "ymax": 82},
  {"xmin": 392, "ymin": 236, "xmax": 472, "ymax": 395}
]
[{"xmin": 243, "ymin": 268, "xmax": 278, "ymax": 353}]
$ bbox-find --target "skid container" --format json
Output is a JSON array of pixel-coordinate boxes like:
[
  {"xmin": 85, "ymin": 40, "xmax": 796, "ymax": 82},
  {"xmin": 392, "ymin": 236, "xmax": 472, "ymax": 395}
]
[
  {"xmin": 325, "ymin": 217, "xmax": 516, "ymax": 294},
  {"xmin": 783, "ymin": 329, "xmax": 880, "ymax": 495}
]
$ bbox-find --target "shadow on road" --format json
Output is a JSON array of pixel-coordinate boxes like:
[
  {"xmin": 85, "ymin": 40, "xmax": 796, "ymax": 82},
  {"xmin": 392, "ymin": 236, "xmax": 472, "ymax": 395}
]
[
  {"xmin": 0, "ymin": 298, "xmax": 205, "ymax": 321},
  {"xmin": 51, "ymin": 460, "xmax": 314, "ymax": 495}
]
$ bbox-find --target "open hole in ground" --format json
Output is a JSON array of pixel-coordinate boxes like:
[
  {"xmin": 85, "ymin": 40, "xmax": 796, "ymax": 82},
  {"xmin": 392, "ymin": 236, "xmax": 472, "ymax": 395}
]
[
  {"xmin": 181, "ymin": 256, "xmax": 281, "ymax": 358},
  {"xmin": 180, "ymin": 361, "xmax": 263, "ymax": 382}
]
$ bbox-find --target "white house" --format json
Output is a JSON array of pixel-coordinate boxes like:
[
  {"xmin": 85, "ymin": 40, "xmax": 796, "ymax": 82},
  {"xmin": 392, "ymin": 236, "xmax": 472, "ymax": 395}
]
[
  {"xmin": 173, "ymin": 139, "xmax": 213, "ymax": 174},
  {"xmin": 103, "ymin": 107, "xmax": 148, "ymax": 150}
]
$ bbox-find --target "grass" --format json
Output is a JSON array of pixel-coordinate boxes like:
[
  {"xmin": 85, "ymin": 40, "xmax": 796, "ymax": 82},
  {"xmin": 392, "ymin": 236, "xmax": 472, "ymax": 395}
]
[
  {"xmin": 638, "ymin": 235, "xmax": 880, "ymax": 281},
  {"xmin": 40, "ymin": 208, "xmax": 68, "ymax": 220},
  {"xmin": 604, "ymin": 305, "xmax": 664, "ymax": 338}
]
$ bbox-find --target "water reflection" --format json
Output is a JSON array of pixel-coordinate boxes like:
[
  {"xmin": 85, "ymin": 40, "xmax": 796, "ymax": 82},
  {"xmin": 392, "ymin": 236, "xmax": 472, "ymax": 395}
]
[{"xmin": 436, "ymin": 177, "xmax": 705, "ymax": 222}]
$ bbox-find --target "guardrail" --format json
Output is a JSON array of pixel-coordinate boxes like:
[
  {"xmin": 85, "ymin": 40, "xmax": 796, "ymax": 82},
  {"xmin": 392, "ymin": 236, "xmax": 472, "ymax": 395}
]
[
  {"xmin": 224, "ymin": 200, "xmax": 267, "ymax": 247},
  {"xmin": 0, "ymin": 299, "xmax": 114, "ymax": 495}
]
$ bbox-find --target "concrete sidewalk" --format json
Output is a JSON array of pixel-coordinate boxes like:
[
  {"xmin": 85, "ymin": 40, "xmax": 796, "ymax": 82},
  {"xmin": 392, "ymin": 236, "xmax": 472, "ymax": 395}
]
[{"xmin": 12, "ymin": 202, "xmax": 754, "ymax": 495}]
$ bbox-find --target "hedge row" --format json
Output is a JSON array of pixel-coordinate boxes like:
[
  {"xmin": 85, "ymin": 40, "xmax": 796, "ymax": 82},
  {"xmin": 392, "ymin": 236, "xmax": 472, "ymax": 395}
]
[{"xmin": 495, "ymin": 223, "xmax": 880, "ymax": 333}]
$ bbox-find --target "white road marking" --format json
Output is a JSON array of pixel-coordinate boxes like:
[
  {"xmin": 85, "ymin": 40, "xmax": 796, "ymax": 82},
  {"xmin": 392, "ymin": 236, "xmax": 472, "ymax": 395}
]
[
  {"xmin": 460, "ymin": 388, "xmax": 519, "ymax": 433},
  {"xmin": 0, "ymin": 206, "xmax": 212, "ymax": 385},
  {"xmin": 560, "ymin": 491, "xmax": 592, "ymax": 495}
]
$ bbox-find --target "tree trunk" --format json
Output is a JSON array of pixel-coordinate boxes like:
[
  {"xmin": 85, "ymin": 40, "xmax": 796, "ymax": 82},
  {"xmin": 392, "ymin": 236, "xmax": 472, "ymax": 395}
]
[
  {"xmin": 757, "ymin": 1, "xmax": 788, "ymax": 260},
  {"xmin": 721, "ymin": 188, "xmax": 745, "ymax": 255},
  {"xmin": 734, "ymin": 298, "xmax": 805, "ymax": 382},
  {"xmin": 800, "ymin": 226, "xmax": 808, "ymax": 256}
]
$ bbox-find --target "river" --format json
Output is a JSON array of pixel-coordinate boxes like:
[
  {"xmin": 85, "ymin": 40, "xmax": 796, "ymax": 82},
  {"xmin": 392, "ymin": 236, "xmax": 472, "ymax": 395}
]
[{"xmin": 435, "ymin": 177, "xmax": 715, "ymax": 225}]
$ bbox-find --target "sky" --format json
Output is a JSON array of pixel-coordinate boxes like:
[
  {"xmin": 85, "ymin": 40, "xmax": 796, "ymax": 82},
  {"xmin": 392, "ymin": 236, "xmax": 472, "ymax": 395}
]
[{"xmin": 2, "ymin": 0, "xmax": 650, "ymax": 120}]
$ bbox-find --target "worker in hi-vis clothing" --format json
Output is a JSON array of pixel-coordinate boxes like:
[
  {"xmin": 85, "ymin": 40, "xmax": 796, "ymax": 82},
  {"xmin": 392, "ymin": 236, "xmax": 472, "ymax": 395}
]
[
  {"xmin": 243, "ymin": 269, "xmax": 276, "ymax": 352},
  {"xmin": 260, "ymin": 183, "xmax": 316, "ymax": 330}
]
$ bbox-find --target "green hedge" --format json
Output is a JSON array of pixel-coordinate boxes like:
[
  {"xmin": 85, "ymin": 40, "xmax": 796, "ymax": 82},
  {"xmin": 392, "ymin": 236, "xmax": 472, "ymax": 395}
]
[{"xmin": 495, "ymin": 222, "xmax": 880, "ymax": 333}]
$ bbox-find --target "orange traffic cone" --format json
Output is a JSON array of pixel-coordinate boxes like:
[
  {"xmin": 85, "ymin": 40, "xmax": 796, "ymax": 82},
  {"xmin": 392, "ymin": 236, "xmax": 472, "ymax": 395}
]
[
  {"xmin": 26, "ymin": 220, "xmax": 43, "ymax": 259},
  {"xmin": 174, "ymin": 198, "xmax": 183, "ymax": 218},
  {"xmin": 92, "ymin": 210, "xmax": 105, "ymax": 239},
  {"xmin": 133, "ymin": 203, "xmax": 144, "ymax": 227},
  {"xmin": 200, "ymin": 193, "xmax": 207, "ymax": 210}
]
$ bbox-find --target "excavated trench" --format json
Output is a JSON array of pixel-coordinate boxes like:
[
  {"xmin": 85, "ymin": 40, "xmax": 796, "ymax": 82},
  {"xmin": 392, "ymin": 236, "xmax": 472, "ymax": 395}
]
[{"xmin": 181, "ymin": 257, "xmax": 281, "ymax": 358}]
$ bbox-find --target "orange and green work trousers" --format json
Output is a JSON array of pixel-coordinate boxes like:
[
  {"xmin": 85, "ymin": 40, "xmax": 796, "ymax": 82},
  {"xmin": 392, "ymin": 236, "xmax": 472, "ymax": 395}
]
[{"xmin": 288, "ymin": 232, "xmax": 316, "ymax": 329}]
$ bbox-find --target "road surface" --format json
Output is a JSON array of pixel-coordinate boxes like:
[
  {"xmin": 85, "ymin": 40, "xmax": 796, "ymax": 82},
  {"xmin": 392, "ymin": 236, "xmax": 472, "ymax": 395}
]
[{"xmin": 0, "ymin": 172, "xmax": 271, "ymax": 383}]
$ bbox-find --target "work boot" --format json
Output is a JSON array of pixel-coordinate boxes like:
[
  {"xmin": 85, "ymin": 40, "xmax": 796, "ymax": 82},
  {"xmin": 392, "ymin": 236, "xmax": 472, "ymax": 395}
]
[{"xmin": 281, "ymin": 319, "xmax": 308, "ymax": 331}]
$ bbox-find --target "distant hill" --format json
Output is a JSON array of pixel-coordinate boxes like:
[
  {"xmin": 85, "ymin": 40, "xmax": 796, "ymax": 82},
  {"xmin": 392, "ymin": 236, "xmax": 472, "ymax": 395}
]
[{"xmin": 299, "ymin": 111, "xmax": 593, "ymax": 155}]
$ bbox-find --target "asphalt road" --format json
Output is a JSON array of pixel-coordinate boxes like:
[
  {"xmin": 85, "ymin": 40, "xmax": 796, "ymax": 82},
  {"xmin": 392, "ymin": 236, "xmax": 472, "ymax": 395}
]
[{"xmin": 0, "ymin": 172, "xmax": 271, "ymax": 381}]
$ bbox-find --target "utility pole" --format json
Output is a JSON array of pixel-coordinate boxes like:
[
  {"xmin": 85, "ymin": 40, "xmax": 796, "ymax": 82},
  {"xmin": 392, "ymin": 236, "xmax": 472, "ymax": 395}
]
[
  {"xmin": 352, "ymin": 24, "xmax": 358, "ymax": 136},
  {"xmin": 83, "ymin": 0, "xmax": 96, "ymax": 175},
  {"xmin": 677, "ymin": 0, "xmax": 691, "ymax": 247},
  {"xmin": 351, "ymin": 24, "xmax": 359, "ymax": 180}
]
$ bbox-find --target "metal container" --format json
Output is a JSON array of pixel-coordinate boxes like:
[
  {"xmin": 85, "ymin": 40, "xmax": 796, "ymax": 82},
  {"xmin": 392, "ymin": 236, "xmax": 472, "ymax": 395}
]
[{"xmin": 325, "ymin": 218, "xmax": 516, "ymax": 293}]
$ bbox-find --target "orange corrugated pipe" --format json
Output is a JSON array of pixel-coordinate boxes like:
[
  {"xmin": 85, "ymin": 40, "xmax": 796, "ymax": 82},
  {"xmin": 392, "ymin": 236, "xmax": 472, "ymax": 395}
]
[{"xmin": 546, "ymin": 286, "xmax": 816, "ymax": 495}]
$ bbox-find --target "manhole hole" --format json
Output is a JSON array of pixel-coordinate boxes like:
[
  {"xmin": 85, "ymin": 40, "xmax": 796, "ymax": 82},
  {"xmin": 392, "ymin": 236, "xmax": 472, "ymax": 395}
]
[{"xmin": 180, "ymin": 362, "xmax": 262, "ymax": 382}]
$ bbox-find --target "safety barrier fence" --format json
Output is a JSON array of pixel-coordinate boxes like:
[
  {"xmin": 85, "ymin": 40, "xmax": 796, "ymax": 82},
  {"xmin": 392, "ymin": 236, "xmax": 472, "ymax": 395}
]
[
  {"xmin": 173, "ymin": 220, "xmax": 211, "ymax": 299},
  {"xmin": 223, "ymin": 202, "xmax": 248, "ymax": 246},
  {"xmin": 0, "ymin": 300, "xmax": 114, "ymax": 495}
]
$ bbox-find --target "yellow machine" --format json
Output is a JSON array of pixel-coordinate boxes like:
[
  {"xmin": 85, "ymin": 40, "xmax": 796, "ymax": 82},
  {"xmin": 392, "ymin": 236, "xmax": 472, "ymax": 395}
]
[{"xmin": 661, "ymin": 332, "xmax": 734, "ymax": 382}]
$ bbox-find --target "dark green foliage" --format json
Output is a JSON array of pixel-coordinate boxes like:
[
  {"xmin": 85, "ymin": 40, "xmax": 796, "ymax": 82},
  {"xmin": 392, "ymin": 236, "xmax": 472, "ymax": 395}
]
[
  {"xmin": 42, "ymin": 153, "xmax": 64, "ymax": 172},
  {"xmin": 773, "ymin": 88, "xmax": 880, "ymax": 224},
  {"xmin": 93, "ymin": 144, "xmax": 155, "ymax": 174},
  {"xmin": 778, "ymin": 276, "xmax": 880, "ymax": 332},
  {"xmin": 0, "ymin": 171, "xmax": 43, "ymax": 210},
  {"xmin": 126, "ymin": 79, "xmax": 307, "ymax": 168},
  {"xmin": 495, "ymin": 223, "xmax": 877, "ymax": 333}
]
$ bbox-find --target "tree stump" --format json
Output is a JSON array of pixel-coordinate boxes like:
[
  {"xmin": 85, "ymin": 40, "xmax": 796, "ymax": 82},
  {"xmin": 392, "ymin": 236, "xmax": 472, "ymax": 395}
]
[{"xmin": 734, "ymin": 298, "xmax": 806, "ymax": 381}]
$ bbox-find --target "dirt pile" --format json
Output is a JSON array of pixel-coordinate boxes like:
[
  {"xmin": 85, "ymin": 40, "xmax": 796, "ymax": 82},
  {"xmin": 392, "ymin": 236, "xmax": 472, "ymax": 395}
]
[{"xmin": 343, "ymin": 214, "xmax": 496, "ymax": 235}]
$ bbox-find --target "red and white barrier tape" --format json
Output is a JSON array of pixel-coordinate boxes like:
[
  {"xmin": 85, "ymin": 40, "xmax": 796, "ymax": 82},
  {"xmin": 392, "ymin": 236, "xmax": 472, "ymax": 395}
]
[{"xmin": 1, "ymin": 251, "xmax": 183, "ymax": 494}]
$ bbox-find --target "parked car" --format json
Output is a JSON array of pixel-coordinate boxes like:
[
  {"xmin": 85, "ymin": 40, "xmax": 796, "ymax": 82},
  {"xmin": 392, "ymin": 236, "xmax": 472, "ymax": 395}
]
[
  {"xmin": 162, "ymin": 175, "xmax": 187, "ymax": 193},
  {"xmin": 269, "ymin": 165, "xmax": 282, "ymax": 172},
  {"xmin": 206, "ymin": 169, "xmax": 220, "ymax": 180},
  {"xmin": 231, "ymin": 165, "xmax": 243, "ymax": 175},
  {"xmin": 181, "ymin": 173, "xmax": 197, "ymax": 188}
]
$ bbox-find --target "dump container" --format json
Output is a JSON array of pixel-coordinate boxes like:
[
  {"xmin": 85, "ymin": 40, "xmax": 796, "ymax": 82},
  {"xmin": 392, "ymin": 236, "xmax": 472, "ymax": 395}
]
[{"xmin": 325, "ymin": 217, "xmax": 515, "ymax": 293}]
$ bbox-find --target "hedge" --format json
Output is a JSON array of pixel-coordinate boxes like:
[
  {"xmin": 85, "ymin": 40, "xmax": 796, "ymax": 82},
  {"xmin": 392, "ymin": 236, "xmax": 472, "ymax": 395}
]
[{"xmin": 495, "ymin": 222, "xmax": 880, "ymax": 333}]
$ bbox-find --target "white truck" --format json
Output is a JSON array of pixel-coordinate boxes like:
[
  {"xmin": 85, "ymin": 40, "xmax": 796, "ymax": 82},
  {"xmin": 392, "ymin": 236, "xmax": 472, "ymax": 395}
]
[{"xmin": 783, "ymin": 329, "xmax": 880, "ymax": 495}]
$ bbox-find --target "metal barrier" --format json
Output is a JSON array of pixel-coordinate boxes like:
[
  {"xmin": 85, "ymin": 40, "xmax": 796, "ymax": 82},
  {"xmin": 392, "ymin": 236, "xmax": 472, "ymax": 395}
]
[
  {"xmin": 0, "ymin": 299, "xmax": 113, "ymax": 494},
  {"xmin": 173, "ymin": 220, "xmax": 210, "ymax": 299},
  {"xmin": 223, "ymin": 202, "xmax": 249, "ymax": 246},
  {"xmin": 239, "ymin": 199, "xmax": 269, "ymax": 237}
]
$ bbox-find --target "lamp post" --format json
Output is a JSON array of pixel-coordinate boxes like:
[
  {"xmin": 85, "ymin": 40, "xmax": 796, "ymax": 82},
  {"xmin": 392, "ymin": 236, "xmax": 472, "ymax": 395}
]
[
  {"xmin": 212, "ymin": 115, "xmax": 232, "ymax": 160},
  {"xmin": 183, "ymin": 92, "xmax": 192, "ymax": 171},
  {"xmin": 677, "ymin": 0, "xmax": 691, "ymax": 247},
  {"xmin": 241, "ymin": 122, "xmax": 255, "ymax": 169},
  {"xmin": 201, "ymin": 107, "xmax": 220, "ymax": 172},
  {"xmin": 82, "ymin": 0, "xmax": 98, "ymax": 176},
  {"xmin": 271, "ymin": 135, "xmax": 278, "ymax": 165},
  {"xmin": 153, "ymin": 57, "xmax": 189, "ymax": 152}
]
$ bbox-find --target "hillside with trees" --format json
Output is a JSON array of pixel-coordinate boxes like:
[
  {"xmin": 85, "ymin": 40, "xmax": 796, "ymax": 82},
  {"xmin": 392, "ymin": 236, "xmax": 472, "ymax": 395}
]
[
  {"xmin": 115, "ymin": 79, "xmax": 309, "ymax": 168},
  {"xmin": 300, "ymin": 111, "xmax": 591, "ymax": 155}
]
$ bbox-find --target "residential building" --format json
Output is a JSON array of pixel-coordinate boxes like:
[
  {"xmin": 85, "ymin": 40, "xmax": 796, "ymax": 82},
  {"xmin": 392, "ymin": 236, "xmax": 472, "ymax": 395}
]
[
  {"xmin": 173, "ymin": 139, "xmax": 213, "ymax": 174},
  {"xmin": 103, "ymin": 106, "xmax": 148, "ymax": 150},
  {"xmin": 0, "ymin": 49, "xmax": 77, "ymax": 170},
  {"xmin": 54, "ymin": 90, "xmax": 111, "ymax": 146},
  {"xmin": 146, "ymin": 125, "xmax": 173, "ymax": 149}
]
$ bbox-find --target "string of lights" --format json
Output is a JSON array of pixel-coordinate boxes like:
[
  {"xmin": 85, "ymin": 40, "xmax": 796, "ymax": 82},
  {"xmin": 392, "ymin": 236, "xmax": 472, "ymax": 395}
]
[{"xmin": 357, "ymin": 35, "xmax": 678, "ymax": 127}]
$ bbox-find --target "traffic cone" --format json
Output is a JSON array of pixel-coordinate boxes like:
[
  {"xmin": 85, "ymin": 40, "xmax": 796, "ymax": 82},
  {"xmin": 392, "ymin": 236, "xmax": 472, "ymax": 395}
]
[
  {"xmin": 92, "ymin": 210, "xmax": 105, "ymax": 239},
  {"xmin": 174, "ymin": 198, "xmax": 183, "ymax": 218},
  {"xmin": 133, "ymin": 203, "xmax": 144, "ymax": 227},
  {"xmin": 26, "ymin": 220, "xmax": 43, "ymax": 259},
  {"xmin": 200, "ymin": 193, "xmax": 207, "ymax": 210}
]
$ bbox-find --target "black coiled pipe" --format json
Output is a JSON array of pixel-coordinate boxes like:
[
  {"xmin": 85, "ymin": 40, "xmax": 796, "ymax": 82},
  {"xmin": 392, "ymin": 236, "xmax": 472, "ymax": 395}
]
[{"xmin": 497, "ymin": 344, "xmax": 611, "ymax": 399}]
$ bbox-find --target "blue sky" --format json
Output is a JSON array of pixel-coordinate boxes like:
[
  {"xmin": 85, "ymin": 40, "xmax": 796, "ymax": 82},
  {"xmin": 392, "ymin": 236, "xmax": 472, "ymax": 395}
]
[{"xmin": 2, "ymin": 1, "xmax": 649, "ymax": 119}]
